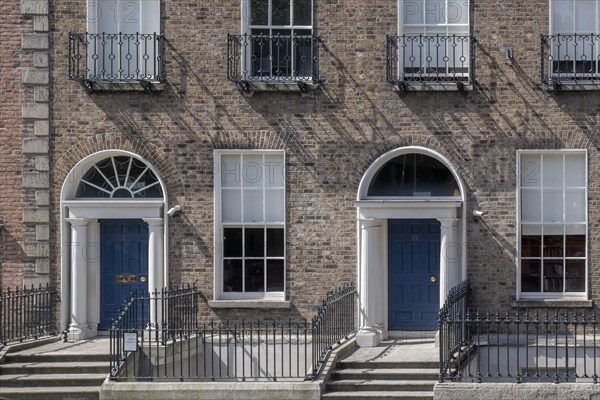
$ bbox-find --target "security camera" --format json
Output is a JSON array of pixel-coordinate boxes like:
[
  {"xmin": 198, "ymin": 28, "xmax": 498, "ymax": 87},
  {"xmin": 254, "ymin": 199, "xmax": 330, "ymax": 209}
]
[
  {"xmin": 472, "ymin": 210, "xmax": 485, "ymax": 218},
  {"xmin": 166, "ymin": 205, "xmax": 181, "ymax": 217}
]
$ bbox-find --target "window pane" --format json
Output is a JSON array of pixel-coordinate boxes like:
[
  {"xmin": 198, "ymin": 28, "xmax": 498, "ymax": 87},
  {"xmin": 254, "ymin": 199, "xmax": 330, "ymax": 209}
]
[
  {"xmin": 543, "ymin": 189, "xmax": 563, "ymax": 223},
  {"xmin": 267, "ymin": 228, "xmax": 284, "ymax": 257},
  {"xmin": 521, "ymin": 259, "xmax": 541, "ymax": 292},
  {"xmin": 425, "ymin": 0, "xmax": 445, "ymax": 24},
  {"xmin": 553, "ymin": 0, "xmax": 573, "ymax": 33},
  {"xmin": 521, "ymin": 235, "xmax": 541, "ymax": 258},
  {"xmin": 265, "ymin": 154, "xmax": 284, "ymax": 187},
  {"xmin": 565, "ymin": 189, "xmax": 585, "ymax": 222},
  {"xmin": 265, "ymin": 189, "xmax": 284, "ymax": 222},
  {"xmin": 267, "ymin": 260, "xmax": 285, "ymax": 291},
  {"xmin": 565, "ymin": 153, "xmax": 585, "ymax": 187},
  {"xmin": 565, "ymin": 234, "xmax": 585, "ymax": 257},
  {"xmin": 221, "ymin": 155, "xmax": 241, "ymax": 188},
  {"xmin": 566, "ymin": 260, "xmax": 585, "ymax": 292},
  {"xmin": 245, "ymin": 228, "xmax": 264, "ymax": 257},
  {"xmin": 575, "ymin": 0, "xmax": 595, "ymax": 32},
  {"xmin": 543, "ymin": 261, "xmax": 564, "ymax": 292},
  {"xmin": 448, "ymin": 0, "xmax": 468, "ymax": 24},
  {"xmin": 272, "ymin": 0, "xmax": 290, "ymax": 25},
  {"xmin": 521, "ymin": 189, "xmax": 541, "ymax": 222},
  {"xmin": 250, "ymin": 0, "xmax": 268, "ymax": 25},
  {"xmin": 293, "ymin": 0, "xmax": 311, "ymax": 25},
  {"xmin": 243, "ymin": 154, "xmax": 263, "ymax": 188},
  {"xmin": 222, "ymin": 189, "xmax": 242, "ymax": 222},
  {"xmin": 243, "ymin": 189, "xmax": 264, "ymax": 222},
  {"xmin": 245, "ymin": 260, "xmax": 265, "ymax": 292},
  {"xmin": 543, "ymin": 154, "xmax": 563, "ymax": 188},
  {"xmin": 520, "ymin": 154, "xmax": 541, "ymax": 188},
  {"xmin": 543, "ymin": 235, "xmax": 563, "ymax": 257},
  {"xmin": 224, "ymin": 259, "xmax": 243, "ymax": 292},
  {"xmin": 223, "ymin": 228, "xmax": 243, "ymax": 257},
  {"xmin": 403, "ymin": 0, "xmax": 424, "ymax": 24}
]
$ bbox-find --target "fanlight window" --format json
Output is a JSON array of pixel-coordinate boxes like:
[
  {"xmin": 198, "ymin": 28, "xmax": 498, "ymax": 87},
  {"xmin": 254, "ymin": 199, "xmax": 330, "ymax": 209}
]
[
  {"xmin": 76, "ymin": 156, "xmax": 163, "ymax": 199},
  {"xmin": 368, "ymin": 153, "xmax": 460, "ymax": 197}
]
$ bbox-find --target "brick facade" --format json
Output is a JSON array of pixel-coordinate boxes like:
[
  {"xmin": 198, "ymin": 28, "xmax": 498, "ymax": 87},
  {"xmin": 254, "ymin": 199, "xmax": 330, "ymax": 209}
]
[{"xmin": 43, "ymin": 0, "xmax": 600, "ymax": 323}]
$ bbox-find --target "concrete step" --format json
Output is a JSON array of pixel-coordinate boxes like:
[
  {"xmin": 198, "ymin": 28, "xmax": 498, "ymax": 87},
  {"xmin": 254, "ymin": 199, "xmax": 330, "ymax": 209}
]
[
  {"xmin": 331, "ymin": 368, "xmax": 439, "ymax": 381},
  {"xmin": 5, "ymin": 353, "xmax": 110, "ymax": 363},
  {"xmin": 321, "ymin": 390, "xmax": 434, "ymax": 400},
  {"xmin": 0, "ymin": 373, "xmax": 107, "ymax": 387},
  {"xmin": 326, "ymin": 379, "xmax": 435, "ymax": 392},
  {"xmin": 0, "ymin": 386, "xmax": 100, "ymax": 400},
  {"xmin": 0, "ymin": 361, "xmax": 110, "ymax": 374},
  {"xmin": 337, "ymin": 361, "xmax": 439, "ymax": 369}
]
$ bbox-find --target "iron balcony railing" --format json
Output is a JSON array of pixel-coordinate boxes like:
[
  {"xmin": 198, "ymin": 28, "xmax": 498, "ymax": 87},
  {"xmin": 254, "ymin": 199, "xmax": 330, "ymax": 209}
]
[
  {"xmin": 0, "ymin": 284, "xmax": 56, "ymax": 349},
  {"xmin": 227, "ymin": 33, "xmax": 320, "ymax": 88},
  {"xmin": 387, "ymin": 34, "xmax": 476, "ymax": 87},
  {"xmin": 68, "ymin": 32, "xmax": 166, "ymax": 88},
  {"xmin": 109, "ymin": 285, "xmax": 356, "ymax": 381},
  {"xmin": 541, "ymin": 34, "xmax": 600, "ymax": 84}
]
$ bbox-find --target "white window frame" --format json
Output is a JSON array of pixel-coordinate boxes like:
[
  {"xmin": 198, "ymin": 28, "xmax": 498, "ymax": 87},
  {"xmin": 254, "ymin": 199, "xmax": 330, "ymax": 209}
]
[
  {"xmin": 214, "ymin": 150, "xmax": 286, "ymax": 301},
  {"xmin": 396, "ymin": 0, "xmax": 471, "ymax": 79},
  {"xmin": 516, "ymin": 150, "xmax": 588, "ymax": 300},
  {"xmin": 240, "ymin": 0, "xmax": 314, "ymax": 81},
  {"xmin": 550, "ymin": 0, "xmax": 600, "ymax": 34}
]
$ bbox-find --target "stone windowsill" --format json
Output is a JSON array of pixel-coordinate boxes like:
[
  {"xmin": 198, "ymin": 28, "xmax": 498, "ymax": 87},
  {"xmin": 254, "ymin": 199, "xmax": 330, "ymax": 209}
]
[
  {"xmin": 545, "ymin": 81, "xmax": 600, "ymax": 92},
  {"xmin": 77, "ymin": 80, "xmax": 166, "ymax": 92},
  {"xmin": 511, "ymin": 298, "xmax": 593, "ymax": 308},
  {"xmin": 392, "ymin": 81, "xmax": 473, "ymax": 92},
  {"xmin": 236, "ymin": 80, "xmax": 321, "ymax": 93},
  {"xmin": 208, "ymin": 300, "xmax": 291, "ymax": 309}
]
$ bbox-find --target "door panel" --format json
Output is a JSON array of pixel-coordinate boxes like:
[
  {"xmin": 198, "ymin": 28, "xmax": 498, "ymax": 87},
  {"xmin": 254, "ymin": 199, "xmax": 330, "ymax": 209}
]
[
  {"xmin": 388, "ymin": 219, "xmax": 440, "ymax": 330},
  {"xmin": 99, "ymin": 219, "xmax": 149, "ymax": 329}
]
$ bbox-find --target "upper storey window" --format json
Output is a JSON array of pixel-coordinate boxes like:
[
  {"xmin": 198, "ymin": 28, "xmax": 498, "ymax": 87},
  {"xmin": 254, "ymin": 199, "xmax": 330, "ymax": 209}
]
[
  {"xmin": 228, "ymin": 1, "xmax": 320, "ymax": 89},
  {"xmin": 387, "ymin": 1, "xmax": 474, "ymax": 88}
]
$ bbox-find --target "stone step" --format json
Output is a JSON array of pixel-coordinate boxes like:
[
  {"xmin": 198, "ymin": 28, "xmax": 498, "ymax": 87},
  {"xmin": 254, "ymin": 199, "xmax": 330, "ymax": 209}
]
[
  {"xmin": 0, "ymin": 386, "xmax": 100, "ymax": 400},
  {"xmin": 326, "ymin": 379, "xmax": 435, "ymax": 392},
  {"xmin": 331, "ymin": 368, "xmax": 439, "ymax": 381},
  {"xmin": 0, "ymin": 373, "xmax": 107, "ymax": 387},
  {"xmin": 337, "ymin": 361, "xmax": 439, "ymax": 369},
  {"xmin": 0, "ymin": 361, "xmax": 110, "ymax": 374},
  {"xmin": 6, "ymin": 353, "xmax": 110, "ymax": 363},
  {"xmin": 321, "ymin": 390, "xmax": 434, "ymax": 400}
]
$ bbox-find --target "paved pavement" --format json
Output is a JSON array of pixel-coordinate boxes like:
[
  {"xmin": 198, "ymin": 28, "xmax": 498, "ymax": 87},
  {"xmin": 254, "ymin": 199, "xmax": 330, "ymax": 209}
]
[
  {"xmin": 342, "ymin": 338, "xmax": 439, "ymax": 364},
  {"xmin": 9, "ymin": 337, "xmax": 111, "ymax": 357}
]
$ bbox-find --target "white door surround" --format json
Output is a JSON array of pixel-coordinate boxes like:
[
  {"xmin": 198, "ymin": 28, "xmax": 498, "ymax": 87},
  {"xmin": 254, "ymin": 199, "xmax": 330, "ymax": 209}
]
[
  {"xmin": 355, "ymin": 146, "xmax": 467, "ymax": 347},
  {"xmin": 60, "ymin": 150, "xmax": 169, "ymax": 340}
]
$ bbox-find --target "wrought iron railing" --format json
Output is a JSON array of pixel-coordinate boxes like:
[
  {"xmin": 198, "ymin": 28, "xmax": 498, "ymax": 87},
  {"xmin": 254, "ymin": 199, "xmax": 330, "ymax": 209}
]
[
  {"xmin": 68, "ymin": 32, "xmax": 166, "ymax": 88},
  {"xmin": 0, "ymin": 284, "xmax": 56, "ymax": 348},
  {"xmin": 387, "ymin": 34, "xmax": 476, "ymax": 86},
  {"xmin": 541, "ymin": 34, "xmax": 600, "ymax": 84},
  {"xmin": 227, "ymin": 33, "xmax": 320, "ymax": 88},
  {"xmin": 439, "ymin": 279, "xmax": 471, "ymax": 381},
  {"xmin": 440, "ymin": 303, "xmax": 600, "ymax": 383},
  {"xmin": 109, "ymin": 285, "xmax": 356, "ymax": 381}
]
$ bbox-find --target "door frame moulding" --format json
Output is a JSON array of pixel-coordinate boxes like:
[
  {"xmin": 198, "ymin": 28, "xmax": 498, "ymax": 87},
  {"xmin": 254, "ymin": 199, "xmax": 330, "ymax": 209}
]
[
  {"xmin": 354, "ymin": 146, "xmax": 467, "ymax": 346},
  {"xmin": 59, "ymin": 149, "xmax": 169, "ymax": 340}
]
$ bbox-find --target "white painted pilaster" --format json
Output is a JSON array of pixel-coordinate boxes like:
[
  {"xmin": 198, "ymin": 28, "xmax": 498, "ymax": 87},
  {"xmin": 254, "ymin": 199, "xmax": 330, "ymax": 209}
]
[
  {"xmin": 438, "ymin": 218, "xmax": 459, "ymax": 306},
  {"xmin": 356, "ymin": 218, "xmax": 383, "ymax": 347},
  {"xmin": 66, "ymin": 217, "xmax": 95, "ymax": 340},
  {"xmin": 144, "ymin": 218, "xmax": 164, "ymax": 328}
]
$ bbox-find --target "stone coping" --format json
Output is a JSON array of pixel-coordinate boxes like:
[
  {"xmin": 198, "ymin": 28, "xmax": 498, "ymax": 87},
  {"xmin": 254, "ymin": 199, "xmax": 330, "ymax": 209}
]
[
  {"xmin": 434, "ymin": 382, "xmax": 600, "ymax": 400},
  {"xmin": 207, "ymin": 300, "xmax": 291, "ymax": 309}
]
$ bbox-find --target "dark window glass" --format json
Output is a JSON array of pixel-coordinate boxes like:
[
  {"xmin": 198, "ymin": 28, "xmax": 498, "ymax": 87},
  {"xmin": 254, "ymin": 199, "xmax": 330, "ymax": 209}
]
[
  {"xmin": 521, "ymin": 235, "xmax": 541, "ymax": 258},
  {"xmin": 367, "ymin": 154, "xmax": 460, "ymax": 197},
  {"xmin": 267, "ymin": 228, "xmax": 284, "ymax": 257},
  {"xmin": 521, "ymin": 259, "xmax": 541, "ymax": 292},
  {"xmin": 224, "ymin": 228, "xmax": 243, "ymax": 257},
  {"xmin": 565, "ymin": 235, "xmax": 585, "ymax": 257},
  {"xmin": 543, "ymin": 235, "xmax": 563, "ymax": 257},
  {"xmin": 245, "ymin": 228, "xmax": 264, "ymax": 257},
  {"xmin": 224, "ymin": 259, "xmax": 243, "ymax": 292},
  {"xmin": 267, "ymin": 260, "xmax": 284, "ymax": 291},
  {"xmin": 245, "ymin": 260, "xmax": 265, "ymax": 292},
  {"xmin": 565, "ymin": 260, "xmax": 585, "ymax": 292},
  {"xmin": 272, "ymin": 0, "xmax": 290, "ymax": 25},
  {"xmin": 543, "ymin": 261, "xmax": 564, "ymax": 292},
  {"xmin": 250, "ymin": 0, "xmax": 268, "ymax": 25},
  {"xmin": 293, "ymin": 0, "xmax": 311, "ymax": 25}
]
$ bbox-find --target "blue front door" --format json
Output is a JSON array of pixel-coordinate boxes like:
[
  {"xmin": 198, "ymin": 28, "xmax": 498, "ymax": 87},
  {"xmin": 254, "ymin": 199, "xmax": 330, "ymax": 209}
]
[
  {"xmin": 388, "ymin": 219, "xmax": 440, "ymax": 330},
  {"xmin": 99, "ymin": 219, "xmax": 149, "ymax": 329}
]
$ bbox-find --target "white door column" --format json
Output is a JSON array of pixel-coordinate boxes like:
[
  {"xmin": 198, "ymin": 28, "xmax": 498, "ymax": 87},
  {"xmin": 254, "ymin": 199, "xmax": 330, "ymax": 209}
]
[
  {"xmin": 438, "ymin": 218, "xmax": 459, "ymax": 306},
  {"xmin": 66, "ymin": 218, "xmax": 93, "ymax": 340},
  {"xmin": 144, "ymin": 218, "xmax": 164, "ymax": 328},
  {"xmin": 356, "ymin": 218, "xmax": 383, "ymax": 347}
]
